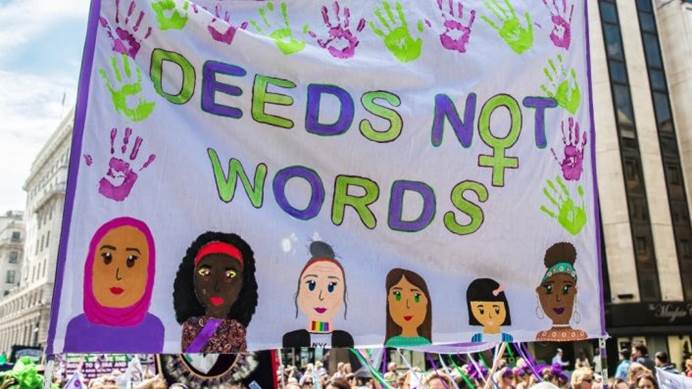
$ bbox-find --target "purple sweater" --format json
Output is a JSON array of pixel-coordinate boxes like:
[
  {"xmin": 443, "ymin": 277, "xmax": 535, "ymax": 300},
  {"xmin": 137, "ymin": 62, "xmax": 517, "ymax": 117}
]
[{"xmin": 64, "ymin": 313, "xmax": 164, "ymax": 352}]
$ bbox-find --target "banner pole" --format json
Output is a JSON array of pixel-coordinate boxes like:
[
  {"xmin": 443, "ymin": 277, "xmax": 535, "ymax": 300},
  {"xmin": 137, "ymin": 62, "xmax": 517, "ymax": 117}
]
[
  {"xmin": 482, "ymin": 343, "xmax": 506, "ymax": 389},
  {"xmin": 43, "ymin": 357, "xmax": 55, "ymax": 389},
  {"xmin": 599, "ymin": 337, "xmax": 609, "ymax": 383}
]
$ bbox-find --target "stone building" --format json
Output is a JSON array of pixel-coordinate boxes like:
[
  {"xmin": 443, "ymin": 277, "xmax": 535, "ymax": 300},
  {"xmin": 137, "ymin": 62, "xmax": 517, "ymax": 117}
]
[
  {"xmin": 0, "ymin": 111, "xmax": 72, "ymax": 355},
  {"xmin": 556, "ymin": 0, "xmax": 692, "ymax": 371},
  {"xmin": 0, "ymin": 211, "xmax": 24, "ymax": 297}
]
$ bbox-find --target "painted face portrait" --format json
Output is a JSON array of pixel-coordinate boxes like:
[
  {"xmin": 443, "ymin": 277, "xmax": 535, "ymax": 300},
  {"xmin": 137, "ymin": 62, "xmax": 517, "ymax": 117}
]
[
  {"xmin": 470, "ymin": 301, "xmax": 507, "ymax": 328},
  {"xmin": 466, "ymin": 277, "xmax": 512, "ymax": 338},
  {"xmin": 194, "ymin": 252, "xmax": 244, "ymax": 318},
  {"xmin": 298, "ymin": 260, "xmax": 345, "ymax": 322},
  {"xmin": 283, "ymin": 241, "xmax": 353, "ymax": 348},
  {"xmin": 535, "ymin": 242, "xmax": 586, "ymax": 342},
  {"xmin": 387, "ymin": 274, "xmax": 428, "ymax": 334},
  {"xmin": 190, "ymin": 240, "xmax": 247, "ymax": 319},
  {"xmin": 174, "ymin": 233, "xmax": 258, "ymax": 324},
  {"xmin": 536, "ymin": 272, "xmax": 576, "ymax": 325},
  {"xmin": 92, "ymin": 224, "xmax": 150, "ymax": 308}
]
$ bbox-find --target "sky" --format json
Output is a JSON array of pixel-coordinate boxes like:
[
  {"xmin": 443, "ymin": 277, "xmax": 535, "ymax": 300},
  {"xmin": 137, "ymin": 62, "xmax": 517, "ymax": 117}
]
[{"xmin": 0, "ymin": 0, "xmax": 89, "ymax": 211}]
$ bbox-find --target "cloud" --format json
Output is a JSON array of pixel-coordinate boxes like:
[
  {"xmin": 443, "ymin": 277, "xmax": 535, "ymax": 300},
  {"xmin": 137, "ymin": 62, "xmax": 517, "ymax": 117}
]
[
  {"xmin": 0, "ymin": 0, "xmax": 88, "ymax": 210},
  {"xmin": 0, "ymin": 70, "xmax": 77, "ymax": 210},
  {"xmin": 0, "ymin": 0, "xmax": 89, "ymax": 59}
]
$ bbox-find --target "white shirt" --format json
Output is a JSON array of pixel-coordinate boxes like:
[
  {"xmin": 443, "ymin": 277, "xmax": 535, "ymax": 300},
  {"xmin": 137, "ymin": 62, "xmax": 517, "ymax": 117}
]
[{"xmin": 552, "ymin": 353, "xmax": 568, "ymax": 367}]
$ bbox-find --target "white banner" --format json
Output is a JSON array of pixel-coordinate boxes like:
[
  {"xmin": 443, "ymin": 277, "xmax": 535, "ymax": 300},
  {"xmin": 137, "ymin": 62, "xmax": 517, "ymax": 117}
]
[{"xmin": 48, "ymin": 0, "xmax": 603, "ymax": 353}]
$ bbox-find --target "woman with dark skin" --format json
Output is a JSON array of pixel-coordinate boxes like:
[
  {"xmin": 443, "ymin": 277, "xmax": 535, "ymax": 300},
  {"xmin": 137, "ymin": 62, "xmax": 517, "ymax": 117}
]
[
  {"xmin": 535, "ymin": 242, "xmax": 587, "ymax": 341},
  {"xmin": 173, "ymin": 231, "xmax": 258, "ymax": 353}
]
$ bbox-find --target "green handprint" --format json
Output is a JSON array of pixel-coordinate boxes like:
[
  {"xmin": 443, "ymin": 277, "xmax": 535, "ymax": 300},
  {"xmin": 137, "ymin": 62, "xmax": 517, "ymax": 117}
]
[
  {"xmin": 99, "ymin": 54, "xmax": 155, "ymax": 122},
  {"xmin": 369, "ymin": 0, "xmax": 426, "ymax": 63},
  {"xmin": 152, "ymin": 0, "xmax": 189, "ymax": 31},
  {"xmin": 250, "ymin": 2, "xmax": 306, "ymax": 55},
  {"xmin": 480, "ymin": 0, "xmax": 533, "ymax": 54},
  {"xmin": 540, "ymin": 176, "xmax": 586, "ymax": 236},
  {"xmin": 541, "ymin": 54, "xmax": 581, "ymax": 114}
]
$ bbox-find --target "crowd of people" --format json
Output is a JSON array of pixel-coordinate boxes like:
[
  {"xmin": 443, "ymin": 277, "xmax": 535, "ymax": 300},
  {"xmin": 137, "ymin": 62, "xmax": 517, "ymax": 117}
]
[
  {"xmin": 3, "ymin": 343, "xmax": 692, "ymax": 389},
  {"xmin": 277, "ymin": 344, "xmax": 692, "ymax": 389}
]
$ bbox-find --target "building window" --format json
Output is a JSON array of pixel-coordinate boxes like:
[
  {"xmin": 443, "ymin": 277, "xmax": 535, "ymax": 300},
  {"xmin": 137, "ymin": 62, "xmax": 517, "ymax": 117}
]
[
  {"xmin": 599, "ymin": 0, "xmax": 661, "ymax": 302},
  {"xmin": 636, "ymin": 0, "xmax": 692, "ymax": 301},
  {"xmin": 6, "ymin": 270, "xmax": 15, "ymax": 284},
  {"xmin": 8, "ymin": 252, "xmax": 18, "ymax": 264},
  {"xmin": 10, "ymin": 232, "xmax": 20, "ymax": 242}
]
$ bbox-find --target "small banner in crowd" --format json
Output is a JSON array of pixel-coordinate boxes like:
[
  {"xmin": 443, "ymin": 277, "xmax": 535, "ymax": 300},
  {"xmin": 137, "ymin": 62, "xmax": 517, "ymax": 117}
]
[{"xmin": 48, "ymin": 0, "xmax": 604, "ymax": 353}]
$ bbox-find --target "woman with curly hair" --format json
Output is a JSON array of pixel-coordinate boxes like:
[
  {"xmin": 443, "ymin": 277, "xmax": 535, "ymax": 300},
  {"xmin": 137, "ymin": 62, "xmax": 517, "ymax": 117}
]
[
  {"xmin": 535, "ymin": 242, "xmax": 587, "ymax": 341},
  {"xmin": 173, "ymin": 231, "xmax": 259, "ymax": 353}
]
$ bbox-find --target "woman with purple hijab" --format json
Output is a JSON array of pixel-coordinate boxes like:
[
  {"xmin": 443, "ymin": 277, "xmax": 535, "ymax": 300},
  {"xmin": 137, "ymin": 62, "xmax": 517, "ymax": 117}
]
[{"xmin": 64, "ymin": 217, "xmax": 164, "ymax": 352}]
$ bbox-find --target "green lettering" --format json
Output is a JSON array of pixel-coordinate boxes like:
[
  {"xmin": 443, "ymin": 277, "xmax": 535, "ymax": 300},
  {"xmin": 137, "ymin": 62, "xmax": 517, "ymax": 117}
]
[
  {"xmin": 444, "ymin": 180, "xmax": 488, "ymax": 235},
  {"xmin": 207, "ymin": 148, "xmax": 267, "ymax": 208},
  {"xmin": 332, "ymin": 175, "xmax": 379, "ymax": 229},
  {"xmin": 359, "ymin": 91, "xmax": 403, "ymax": 143},
  {"xmin": 150, "ymin": 48, "xmax": 195, "ymax": 104},
  {"xmin": 477, "ymin": 94, "xmax": 522, "ymax": 187},
  {"xmin": 251, "ymin": 74, "xmax": 296, "ymax": 129}
]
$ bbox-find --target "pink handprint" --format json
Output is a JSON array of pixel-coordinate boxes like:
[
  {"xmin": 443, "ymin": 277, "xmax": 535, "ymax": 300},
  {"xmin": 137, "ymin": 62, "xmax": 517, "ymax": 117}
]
[
  {"xmin": 100, "ymin": 0, "xmax": 153, "ymax": 59},
  {"xmin": 84, "ymin": 128, "xmax": 156, "ymax": 202},
  {"xmin": 192, "ymin": 2, "xmax": 248, "ymax": 45},
  {"xmin": 542, "ymin": 0, "xmax": 574, "ymax": 50},
  {"xmin": 436, "ymin": 0, "xmax": 476, "ymax": 53},
  {"xmin": 551, "ymin": 117, "xmax": 587, "ymax": 181},
  {"xmin": 306, "ymin": 1, "xmax": 366, "ymax": 59}
]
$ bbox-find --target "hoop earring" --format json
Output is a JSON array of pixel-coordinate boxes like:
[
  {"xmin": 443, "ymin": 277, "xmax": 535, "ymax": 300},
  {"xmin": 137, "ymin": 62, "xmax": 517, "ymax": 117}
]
[{"xmin": 573, "ymin": 304, "xmax": 582, "ymax": 324}]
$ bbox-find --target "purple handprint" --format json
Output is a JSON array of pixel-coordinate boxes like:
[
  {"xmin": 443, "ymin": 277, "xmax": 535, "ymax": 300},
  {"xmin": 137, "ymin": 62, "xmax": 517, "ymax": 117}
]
[
  {"xmin": 551, "ymin": 117, "xmax": 587, "ymax": 181},
  {"xmin": 542, "ymin": 0, "xmax": 574, "ymax": 50},
  {"xmin": 192, "ymin": 2, "xmax": 248, "ymax": 45},
  {"xmin": 100, "ymin": 0, "xmax": 153, "ymax": 59},
  {"xmin": 436, "ymin": 0, "xmax": 476, "ymax": 53},
  {"xmin": 306, "ymin": 1, "xmax": 366, "ymax": 59},
  {"xmin": 84, "ymin": 128, "xmax": 156, "ymax": 202}
]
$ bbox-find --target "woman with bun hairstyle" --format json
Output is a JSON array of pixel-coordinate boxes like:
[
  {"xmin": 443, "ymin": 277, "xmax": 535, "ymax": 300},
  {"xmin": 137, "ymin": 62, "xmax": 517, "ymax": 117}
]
[
  {"xmin": 282, "ymin": 241, "xmax": 353, "ymax": 348},
  {"xmin": 535, "ymin": 242, "xmax": 587, "ymax": 341}
]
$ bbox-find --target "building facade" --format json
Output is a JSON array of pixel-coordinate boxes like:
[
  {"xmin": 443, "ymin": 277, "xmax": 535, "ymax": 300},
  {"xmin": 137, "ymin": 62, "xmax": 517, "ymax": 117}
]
[
  {"xmin": 0, "ymin": 211, "xmax": 24, "ymax": 297},
  {"xmin": 590, "ymin": 0, "xmax": 692, "ymax": 372},
  {"xmin": 0, "ymin": 111, "xmax": 72, "ymax": 356}
]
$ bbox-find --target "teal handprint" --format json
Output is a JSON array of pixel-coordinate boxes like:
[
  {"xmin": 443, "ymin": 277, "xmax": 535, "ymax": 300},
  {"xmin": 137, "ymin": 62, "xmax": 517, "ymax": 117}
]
[
  {"xmin": 541, "ymin": 54, "xmax": 581, "ymax": 114},
  {"xmin": 369, "ymin": 0, "xmax": 426, "ymax": 63},
  {"xmin": 250, "ymin": 2, "xmax": 306, "ymax": 55},
  {"xmin": 539, "ymin": 176, "xmax": 586, "ymax": 236},
  {"xmin": 480, "ymin": 0, "xmax": 533, "ymax": 54},
  {"xmin": 99, "ymin": 54, "xmax": 155, "ymax": 122},
  {"xmin": 151, "ymin": 0, "xmax": 189, "ymax": 31}
]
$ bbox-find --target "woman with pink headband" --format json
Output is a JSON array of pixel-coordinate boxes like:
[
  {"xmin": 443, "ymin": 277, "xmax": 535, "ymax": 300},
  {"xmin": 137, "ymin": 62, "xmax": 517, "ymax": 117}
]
[
  {"xmin": 466, "ymin": 277, "xmax": 513, "ymax": 343},
  {"xmin": 173, "ymin": 231, "xmax": 258, "ymax": 353},
  {"xmin": 64, "ymin": 217, "xmax": 164, "ymax": 352}
]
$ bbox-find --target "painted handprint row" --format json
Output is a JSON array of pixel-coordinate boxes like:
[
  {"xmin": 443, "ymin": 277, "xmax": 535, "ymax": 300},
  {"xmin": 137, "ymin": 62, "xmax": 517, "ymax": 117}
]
[{"xmin": 102, "ymin": 0, "xmax": 578, "ymax": 63}]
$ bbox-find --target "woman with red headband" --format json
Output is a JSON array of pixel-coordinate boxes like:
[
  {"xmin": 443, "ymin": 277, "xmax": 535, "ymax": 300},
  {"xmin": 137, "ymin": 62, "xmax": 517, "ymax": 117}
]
[
  {"xmin": 282, "ymin": 241, "xmax": 353, "ymax": 348},
  {"xmin": 173, "ymin": 232, "xmax": 258, "ymax": 353}
]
